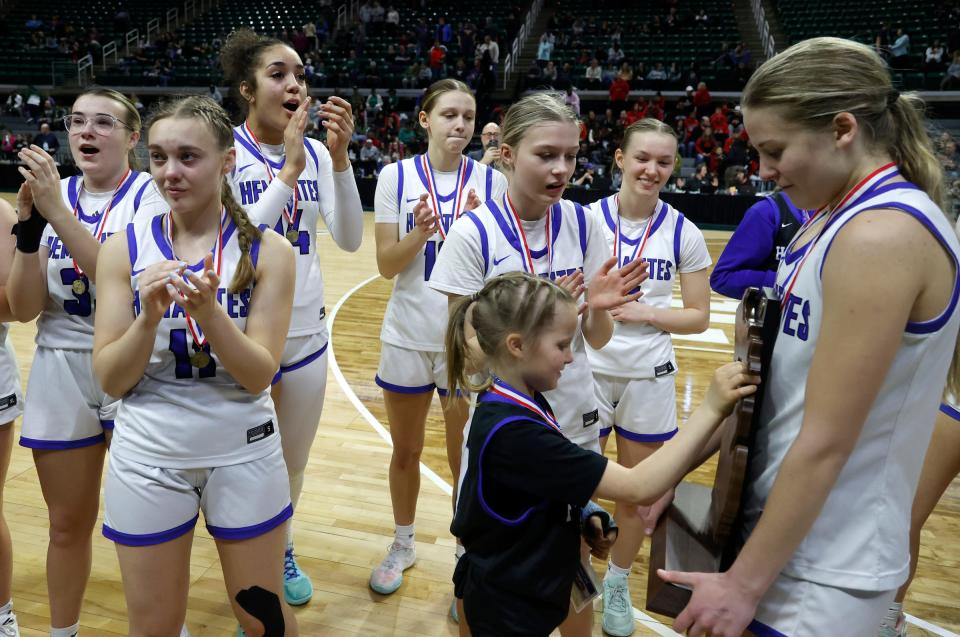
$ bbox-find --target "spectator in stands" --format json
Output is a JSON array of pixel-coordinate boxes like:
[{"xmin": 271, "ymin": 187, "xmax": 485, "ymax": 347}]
[
  {"xmin": 208, "ymin": 85, "xmax": 223, "ymax": 105},
  {"xmin": 710, "ymin": 105, "xmax": 730, "ymax": 140},
  {"xmin": 888, "ymin": 27, "xmax": 910, "ymax": 67},
  {"xmin": 564, "ymin": 86, "xmax": 581, "ymax": 116},
  {"xmin": 542, "ymin": 61, "xmax": 558, "ymax": 86},
  {"xmin": 360, "ymin": 137, "xmax": 382, "ymax": 163},
  {"xmin": 608, "ymin": 42, "xmax": 625, "ymax": 66},
  {"xmin": 647, "ymin": 62, "xmax": 668, "ymax": 86},
  {"xmin": 1, "ymin": 128, "xmax": 16, "ymax": 160},
  {"xmin": 5, "ymin": 93, "xmax": 23, "ymax": 117},
  {"xmin": 609, "ymin": 72, "xmax": 631, "ymax": 115},
  {"xmin": 695, "ymin": 123, "xmax": 717, "ymax": 157},
  {"xmin": 925, "ymin": 40, "xmax": 945, "ymax": 71},
  {"xmin": 367, "ymin": 89, "xmax": 384, "ymax": 118},
  {"xmin": 525, "ymin": 60, "xmax": 543, "ymax": 88},
  {"xmin": 695, "ymin": 8, "xmax": 709, "ymax": 27},
  {"xmin": 941, "ymin": 51, "xmax": 960, "ymax": 89},
  {"xmin": 727, "ymin": 168, "xmax": 756, "ymax": 195},
  {"xmin": 585, "ymin": 58, "xmax": 603, "ymax": 89},
  {"xmin": 386, "ymin": 5, "xmax": 400, "ymax": 34},
  {"xmin": 24, "ymin": 90, "xmax": 42, "ymax": 123},
  {"xmin": 418, "ymin": 62, "xmax": 434, "ymax": 87},
  {"xmin": 33, "ymin": 122, "xmax": 59, "ymax": 157},
  {"xmin": 292, "ymin": 29, "xmax": 310, "ymax": 57},
  {"xmin": 537, "ymin": 33, "xmax": 554, "ymax": 68},
  {"xmin": 429, "ymin": 40, "xmax": 448, "ymax": 80},
  {"xmin": 470, "ymin": 121, "xmax": 501, "ymax": 165},
  {"xmin": 25, "ymin": 14, "xmax": 43, "ymax": 30},
  {"xmin": 693, "ymin": 81, "xmax": 712, "ymax": 117},
  {"xmin": 436, "ymin": 16, "xmax": 454, "ymax": 45}
]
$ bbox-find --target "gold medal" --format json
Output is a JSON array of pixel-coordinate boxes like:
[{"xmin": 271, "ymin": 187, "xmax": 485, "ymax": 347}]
[
  {"xmin": 72, "ymin": 278, "xmax": 87, "ymax": 295},
  {"xmin": 189, "ymin": 350, "xmax": 211, "ymax": 368},
  {"xmin": 286, "ymin": 229, "xmax": 300, "ymax": 244}
]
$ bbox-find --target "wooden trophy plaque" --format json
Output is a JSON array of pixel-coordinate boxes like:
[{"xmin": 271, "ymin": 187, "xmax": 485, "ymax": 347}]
[{"xmin": 646, "ymin": 287, "xmax": 780, "ymax": 618}]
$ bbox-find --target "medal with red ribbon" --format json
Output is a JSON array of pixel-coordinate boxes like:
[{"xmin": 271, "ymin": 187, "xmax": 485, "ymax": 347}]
[
  {"xmin": 243, "ymin": 121, "xmax": 301, "ymax": 244},
  {"xmin": 165, "ymin": 207, "xmax": 225, "ymax": 368},
  {"xmin": 420, "ymin": 153, "xmax": 468, "ymax": 239},
  {"xmin": 488, "ymin": 377, "xmax": 560, "ymax": 432},
  {"xmin": 779, "ymin": 162, "xmax": 899, "ymax": 309},
  {"xmin": 503, "ymin": 193, "xmax": 553, "ymax": 275},
  {"xmin": 70, "ymin": 168, "xmax": 132, "ymax": 294},
  {"xmin": 613, "ymin": 195, "xmax": 658, "ymax": 265}
]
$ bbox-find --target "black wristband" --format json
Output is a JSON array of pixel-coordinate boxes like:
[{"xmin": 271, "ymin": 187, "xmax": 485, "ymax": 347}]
[{"xmin": 14, "ymin": 208, "xmax": 48, "ymax": 253}]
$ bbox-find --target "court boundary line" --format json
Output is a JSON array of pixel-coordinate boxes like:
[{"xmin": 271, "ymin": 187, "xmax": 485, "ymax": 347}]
[{"xmin": 327, "ymin": 274, "xmax": 959, "ymax": 637}]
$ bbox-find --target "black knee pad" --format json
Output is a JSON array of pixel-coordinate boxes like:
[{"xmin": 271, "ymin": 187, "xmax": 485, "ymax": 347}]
[{"xmin": 235, "ymin": 585, "xmax": 285, "ymax": 637}]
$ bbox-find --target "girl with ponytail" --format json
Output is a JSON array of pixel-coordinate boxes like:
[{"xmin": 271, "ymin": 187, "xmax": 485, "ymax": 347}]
[
  {"xmin": 655, "ymin": 37, "xmax": 960, "ymax": 637},
  {"xmin": 221, "ymin": 28, "xmax": 364, "ymax": 607},
  {"xmin": 10, "ymin": 86, "xmax": 165, "ymax": 637},
  {"xmin": 92, "ymin": 95, "xmax": 299, "ymax": 637}
]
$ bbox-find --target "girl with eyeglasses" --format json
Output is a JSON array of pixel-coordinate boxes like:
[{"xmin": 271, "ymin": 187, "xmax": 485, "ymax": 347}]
[{"xmin": 9, "ymin": 87, "xmax": 165, "ymax": 637}]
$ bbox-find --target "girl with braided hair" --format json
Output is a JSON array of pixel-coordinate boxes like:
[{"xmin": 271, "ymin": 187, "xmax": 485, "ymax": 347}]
[
  {"xmin": 92, "ymin": 95, "xmax": 299, "ymax": 637},
  {"xmin": 446, "ymin": 272, "xmax": 758, "ymax": 637}
]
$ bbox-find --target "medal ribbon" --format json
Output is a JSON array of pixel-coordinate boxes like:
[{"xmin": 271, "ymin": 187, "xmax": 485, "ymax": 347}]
[
  {"xmin": 165, "ymin": 207, "xmax": 225, "ymax": 350},
  {"xmin": 779, "ymin": 162, "xmax": 898, "ymax": 309},
  {"xmin": 243, "ymin": 121, "xmax": 300, "ymax": 232},
  {"xmin": 488, "ymin": 378, "xmax": 560, "ymax": 432},
  {"xmin": 504, "ymin": 193, "xmax": 552, "ymax": 275},
  {"xmin": 420, "ymin": 154, "xmax": 468, "ymax": 239},
  {"xmin": 614, "ymin": 195, "xmax": 657, "ymax": 265},
  {"xmin": 71, "ymin": 167, "xmax": 132, "ymax": 277}
]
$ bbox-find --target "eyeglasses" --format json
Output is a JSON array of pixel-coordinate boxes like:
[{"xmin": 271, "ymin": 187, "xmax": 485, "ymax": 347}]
[{"xmin": 62, "ymin": 113, "xmax": 133, "ymax": 135}]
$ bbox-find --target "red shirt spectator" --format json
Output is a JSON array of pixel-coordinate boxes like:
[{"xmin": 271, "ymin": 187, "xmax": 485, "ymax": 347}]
[
  {"xmin": 609, "ymin": 76, "xmax": 630, "ymax": 103},
  {"xmin": 695, "ymin": 126, "xmax": 717, "ymax": 156},
  {"xmin": 625, "ymin": 101, "xmax": 647, "ymax": 124},
  {"xmin": 693, "ymin": 81, "xmax": 712, "ymax": 115},
  {"xmin": 710, "ymin": 107, "xmax": 729, "ymax": 137},
  {"xmin": 430, "ymin": 43, "xmax": 446, "ymax": 70}
]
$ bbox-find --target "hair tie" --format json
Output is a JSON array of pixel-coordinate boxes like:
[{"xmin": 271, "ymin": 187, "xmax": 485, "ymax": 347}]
[
  {"xmin": 470, "ymin": 291, "xmax": 481, "ymax": 303},
  {"xmin": 886, "ymin": 89, "xmax": 900, "ymax": 107}
]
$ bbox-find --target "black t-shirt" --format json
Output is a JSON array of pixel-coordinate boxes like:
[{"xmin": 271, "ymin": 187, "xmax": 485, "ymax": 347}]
[{"xmin": 451, "ymin": 392, "xmax": 609, "ymax": 635}]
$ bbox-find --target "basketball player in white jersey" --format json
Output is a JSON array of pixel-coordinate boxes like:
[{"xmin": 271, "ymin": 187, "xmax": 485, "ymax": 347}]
[
  {"xmin": 220, "ymin": 28, "xmax": 363, "ymax": 607},
  {"xmin": 585, "ymin": 119, "xmax": 711, "ymax": 637},
  {"xmin": 93, "ymin": 96, "xmax": 299, "ymax": 637},
  {"xmin": 370, "ymin": 78, "xmax": 507, "ymax": 597},
  {"xmin": 429, "ymin": 92, "xmax": 648, "ymax": 637},
  {"xmin": 0, "ymin": 198, "xmax": 25, "ymax": 637},
  {"xmin": 11, "ymin": 88, "xmax": 165, "ymax": 637},
  {"xmin": 657, "ymin": 38, "xmax": 960, "ymax": 637}
]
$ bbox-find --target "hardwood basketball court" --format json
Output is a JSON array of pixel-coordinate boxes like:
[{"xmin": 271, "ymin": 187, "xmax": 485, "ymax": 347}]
[{"xmin": 1, "ymin": 200, "xmax": 957, "ymax": 635}]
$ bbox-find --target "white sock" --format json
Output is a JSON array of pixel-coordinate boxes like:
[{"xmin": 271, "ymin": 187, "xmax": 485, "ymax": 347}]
[
  {"xmin": 606, "ymin": 560, "xmax": 631, "ymax": 579},
  {"xmin": 51, "ymin": 623, "xmax": 79, "ymax": 637},
  {"xmin": 455, "ymin": 543, "xmax": 466, "ymax": 560},
  {"xmin": 394, "ymin": 523, "xmax": 415, "ymax": 547},
  {"xmin": 881, "ymin": 602, "xmax": 903, "ymax": 627},
  {"xmin": 286, "ymin": 521, "xmax": 294, "ymax": 549}
]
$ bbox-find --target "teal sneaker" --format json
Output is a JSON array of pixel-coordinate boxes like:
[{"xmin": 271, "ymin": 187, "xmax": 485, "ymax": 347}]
[
  {"xmin": 235, "ymin": 627, "xmax": 246, "ymax": 637},
  {"xmin": 450, "ymin": 598, "xmax": 459, "ymax": 624},
  {"xmin": 601, "ymin": 573, "xmax": 636, "ymax": 636},
  {"xmin": 283, "ymin": 546, "xmax": 314, "ymax": 606}
]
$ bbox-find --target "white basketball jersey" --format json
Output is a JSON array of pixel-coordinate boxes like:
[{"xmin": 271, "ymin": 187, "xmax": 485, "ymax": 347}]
[
  {"xmin": 585, "ymin": 195, "xmax": 711, "ymax": 379},
  {"xmin": 230, "ymin": 125, "xmax": 332, "ymax": 340},
  {"xmin": 112, "ymin": 212, "xmax": 279, "ymax": 470},
  {"xmin": 37, "ymin": 171, "xmax": 165, "ymax": 350},
  {"xmin": 375, "ymin": 155, "xmax": 507, "ymax": 351},
  {"xmin": 744, "ymin": 172, "xmax": 960, "ymax": 591},
  {"xmin": 429, "ymin": 197, "xmax": 611, "ymax": 442}
]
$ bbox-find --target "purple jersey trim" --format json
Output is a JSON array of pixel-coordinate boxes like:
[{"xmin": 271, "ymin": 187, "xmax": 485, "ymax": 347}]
[
  {"xmin": 206, "ymin": 502, "xmax": 293, "ymax": 540},
  {"xmin": 19, "ymin": 432, "xmax": 105, "ymax": 450},
  {"xmin": 103, "ymin": 513, "xmax": 199, "ymax": 547}
]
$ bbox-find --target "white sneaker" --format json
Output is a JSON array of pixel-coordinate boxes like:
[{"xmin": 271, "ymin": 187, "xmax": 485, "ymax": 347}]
[
  {"xmin": 878, "ymin": 612, "xmax": 907, "ymax": 637},
  {"xmin": 369, "ymin": 542, "xmax": 416, "ymax": 594},
  {"xmin": 0, "ymin": 612, "xmax": 19, "ymax": 637}
]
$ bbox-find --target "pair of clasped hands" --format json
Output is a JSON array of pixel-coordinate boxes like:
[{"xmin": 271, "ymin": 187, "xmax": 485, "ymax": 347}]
[{"xmin": 138, "ymin": 256, "xmax": 219, "ymax": 327}]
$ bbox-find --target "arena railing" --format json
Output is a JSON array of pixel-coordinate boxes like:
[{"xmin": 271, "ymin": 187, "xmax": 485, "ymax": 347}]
[
  {"xmin": 503, "ymin": 0, "xmax": 545, "ymax": 89},
  {"xmin": 750, "ymin": 0, "xmax": 776, "ymax": 58}
]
